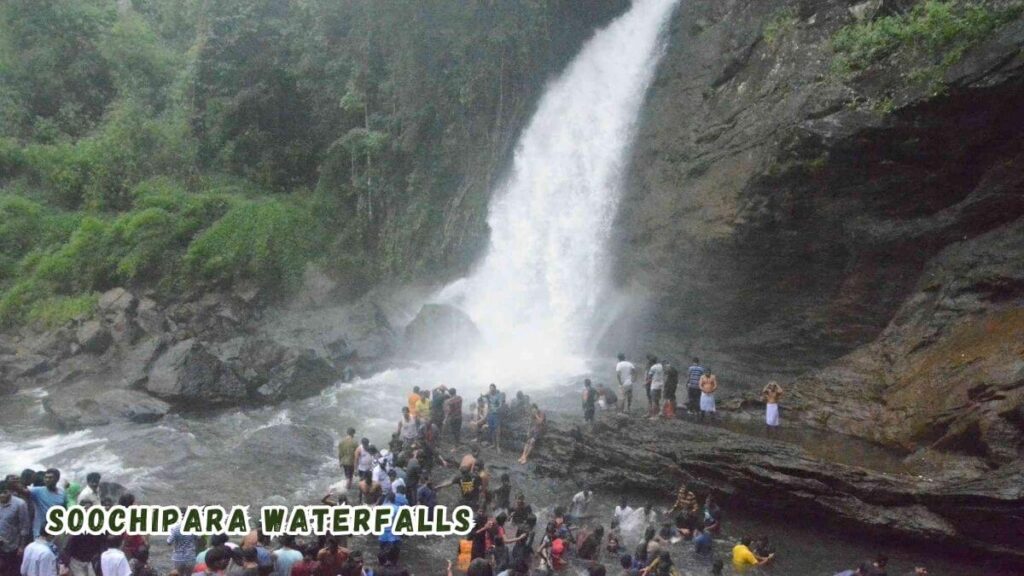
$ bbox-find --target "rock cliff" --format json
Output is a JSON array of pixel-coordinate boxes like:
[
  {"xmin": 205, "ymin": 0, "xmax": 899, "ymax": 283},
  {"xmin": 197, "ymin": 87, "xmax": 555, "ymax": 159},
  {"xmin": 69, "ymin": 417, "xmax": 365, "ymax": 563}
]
[{"xmin": 611, "ymin": 0, "xmax": 1024, "ymax": 468}]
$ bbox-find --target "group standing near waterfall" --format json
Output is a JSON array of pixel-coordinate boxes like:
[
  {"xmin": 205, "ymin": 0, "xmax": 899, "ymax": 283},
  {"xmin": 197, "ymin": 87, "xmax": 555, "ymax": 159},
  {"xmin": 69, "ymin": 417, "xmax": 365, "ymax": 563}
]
[
  {"xmin": 1, "ymin": 368, "xmax": 929, "ymax": 576},
  {"xmin": 608, "ymin": 353, "xmax": 781, "ymax": 434}
]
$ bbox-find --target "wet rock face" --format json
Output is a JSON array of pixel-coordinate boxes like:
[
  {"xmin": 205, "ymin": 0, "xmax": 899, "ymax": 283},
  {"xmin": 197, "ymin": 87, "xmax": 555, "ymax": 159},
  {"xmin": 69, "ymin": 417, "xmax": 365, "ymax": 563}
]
[
  {"xmin": 44, "ymin": 389, "xmax": 170, "ymax": 429},
  {"xmin": 145, "ymin": 339, "xmax": 248, "ymax": 406},
  {"xmin": 528, "ymin": 415, "xmax": 1024, "ymax": 567},
  {"xmin": 610, "ymin": 0, "xmax": 1024, "ymax": 467},
  {"xmin": 790, "ymin": 219, "xmax": 1024, "ymax": 463},
  {"xmin": 403, "ymin": 303, "xmax": 482, "ymax": 360},
  {"xmin": 615, "ymin": 0, "xmax": 1024, "ymax": 378}
]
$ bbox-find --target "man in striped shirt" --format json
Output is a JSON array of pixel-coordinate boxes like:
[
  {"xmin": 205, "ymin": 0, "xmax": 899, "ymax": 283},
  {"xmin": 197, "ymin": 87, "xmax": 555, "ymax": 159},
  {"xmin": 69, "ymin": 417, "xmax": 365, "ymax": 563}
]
[{"xmin": 686, "ymin": 358, "xmax": 705, "ymax": 415}]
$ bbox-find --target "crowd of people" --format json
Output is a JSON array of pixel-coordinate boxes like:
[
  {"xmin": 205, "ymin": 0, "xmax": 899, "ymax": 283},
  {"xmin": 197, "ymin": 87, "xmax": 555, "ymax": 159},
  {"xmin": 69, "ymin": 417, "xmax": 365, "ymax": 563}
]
[{"xmin": 0, "ymin": 357, "xmax": 933, "ymax": 576}]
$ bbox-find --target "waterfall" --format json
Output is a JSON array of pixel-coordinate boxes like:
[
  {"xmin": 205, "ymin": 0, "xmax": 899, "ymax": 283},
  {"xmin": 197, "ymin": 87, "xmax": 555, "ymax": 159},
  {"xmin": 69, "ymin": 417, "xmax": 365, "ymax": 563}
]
[{"xmin": 444, "ymin": 0, "xmax": 678, "ymax": 379}]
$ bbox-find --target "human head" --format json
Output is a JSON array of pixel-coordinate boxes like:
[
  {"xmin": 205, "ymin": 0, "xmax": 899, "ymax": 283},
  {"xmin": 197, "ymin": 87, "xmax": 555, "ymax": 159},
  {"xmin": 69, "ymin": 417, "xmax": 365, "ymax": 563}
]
[
  {"xmin": 618, "ymin": 353, "xmax": 625, "ymax": 361},
  {"xmin": 692, "ymin": 357, "xmax": 699, "ymax": 364},
  {"xmin": 5, "ymin": 474, "xmax": 21, "ymax": 491},
  {"xmin": 133, "ymin": 546, "xmax": 150, "ymax": 564},
  {"xmin": 402, "ymin": 406, "xmax": 410, "ymax": 416},
  {"xmin": 449, "ymin": 388, "xmax": 457, "ymax": 396},
  {"xmin": 620, "ymin": 556, "xmax": 632, "ymax": 570},
  {"xmin": 740, "ymin": 536, "xmax": 752, "ymax": 546},
  {"xmin": 413, "ymin": 386, "xmax": 420, "ymax": 394},
  {"xmin": 44, "ymin": 468, "xmax": 60, "ymax": 488},
  {"xmin": 361, "ymin": 437, "xmax": 369, "ymax": 448},
  {"xmin": 650, "ymin": 356, "xmax": 658, "ymax": 364},
  {"xmin": 105, "ymin": 534, "xmax": 124, "ymax": 549},
  {"xmin": 467, "ymin": 558, "xmax": 492, "ymax": 576},
  {"xmin": 584, "ymin": 378, "xmax": 592, "ymax": 387},
  {"xmin": 500, "ymin": 473, "xmax": 509, "ymax": 485},
  {"xmin": 118, "ymin": 493, "xmax": 136, "ymax": 507},
  {"xmin": 489, "ymin": 383, "xmax": 497, "ymax": 393},
  {"xmin": 495, "ymin": 512, "xmax": 507, "ymax": 526},
  {"xmin": 588, "ymin": 565, "xmax": 606, "ymax": 576},
  {"xmin": 207, "ymin": 546, "xmax": 232, "ymax": 571},
  {"xmin": 347, "ymin": 427, "xmax": 356, "ymax": 436},
  {"xmin": 0, "ymin": 480, "xmax": 9, "ymax": 504},
  {"xmin": 211, "ymin": 534, "xmax": 229, "ymax": 547},
  {"xmin": 86, "ymin": 472, "xmax": 101, "ymax": 490}
]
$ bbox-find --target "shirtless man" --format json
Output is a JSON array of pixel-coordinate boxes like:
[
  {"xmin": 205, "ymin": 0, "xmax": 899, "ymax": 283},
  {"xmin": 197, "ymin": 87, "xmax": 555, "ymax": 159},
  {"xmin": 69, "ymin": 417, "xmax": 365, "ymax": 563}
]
[
  {"xmin": 518, "ymin": 405, "xmax": 546, "ymax": 464},
  {"xmin": 698, "ymin": 371, "xmax": 718, "ymax": 422},
  {"xmin": 762, "ymin": 381, "xmax": 783, "ymax": 436}
]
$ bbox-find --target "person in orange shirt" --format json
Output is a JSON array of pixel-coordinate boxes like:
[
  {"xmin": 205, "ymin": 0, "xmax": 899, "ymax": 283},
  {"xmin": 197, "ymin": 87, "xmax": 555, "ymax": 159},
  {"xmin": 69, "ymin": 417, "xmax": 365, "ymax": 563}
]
[{"xmin": 408, "ymin": 386, "xmax": 422, "ymax": 416}]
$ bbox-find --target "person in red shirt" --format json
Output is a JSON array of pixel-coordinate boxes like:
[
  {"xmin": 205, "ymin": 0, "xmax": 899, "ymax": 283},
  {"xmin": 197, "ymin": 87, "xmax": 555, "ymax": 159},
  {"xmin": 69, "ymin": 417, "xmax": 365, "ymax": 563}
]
[{"xmin": 288, "ymin": 546, "xmax": 319, "ymax": 576}]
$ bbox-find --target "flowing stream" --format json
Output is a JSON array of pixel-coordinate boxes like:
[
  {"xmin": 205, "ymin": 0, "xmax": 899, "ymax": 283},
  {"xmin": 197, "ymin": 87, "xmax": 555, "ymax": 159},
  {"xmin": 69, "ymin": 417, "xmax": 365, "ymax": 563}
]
[{"xmin": 0, "ymin": 0, "xmax": 1012, "ymax": 574}]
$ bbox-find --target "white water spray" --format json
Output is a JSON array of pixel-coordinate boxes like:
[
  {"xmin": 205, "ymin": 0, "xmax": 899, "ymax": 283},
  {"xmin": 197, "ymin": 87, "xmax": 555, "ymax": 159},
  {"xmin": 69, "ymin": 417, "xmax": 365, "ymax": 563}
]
[{"xmin": 444, "ymin": 0, "xmax": 678, "ymax": 380}]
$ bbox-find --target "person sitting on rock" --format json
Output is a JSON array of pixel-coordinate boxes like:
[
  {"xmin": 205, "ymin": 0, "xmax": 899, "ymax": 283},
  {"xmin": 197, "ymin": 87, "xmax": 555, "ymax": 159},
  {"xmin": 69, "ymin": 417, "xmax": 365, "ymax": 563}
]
[{"xmin": 668, "ymin": 485, "xmax": 698, "ymax": 515}]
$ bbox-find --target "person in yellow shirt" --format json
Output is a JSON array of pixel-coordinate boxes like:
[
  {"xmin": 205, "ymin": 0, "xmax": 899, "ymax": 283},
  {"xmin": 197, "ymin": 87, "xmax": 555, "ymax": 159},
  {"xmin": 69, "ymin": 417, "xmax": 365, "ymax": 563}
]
[
  {"xmin": 732, "ymin": 537, "xmax": 772, "ymax": 571},
  {"xmin": 408, "ymin": 386, "xmax": 422, "ymax": 416},
  {"xmin": 416, "ymin": 392, "xmax": 431, "ymax": 423}
]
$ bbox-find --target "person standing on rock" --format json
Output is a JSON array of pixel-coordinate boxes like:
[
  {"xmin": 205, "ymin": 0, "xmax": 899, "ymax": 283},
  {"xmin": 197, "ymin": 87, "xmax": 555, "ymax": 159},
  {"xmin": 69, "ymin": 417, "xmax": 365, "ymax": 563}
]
[
  {"xmin": 354, "ymin": 438, "xmax": 373, "ymax": 503},
  {"xmin": 643, "ymin": 355, "xmax": 656, "ymax": 409},
  {"xmin": 582, "ymin": 380, "xmax": 597, "ymax": 425},
  {"xmin": 686, "ymin": 358, "xmax": 705, "ymax": 416},
  {"xmin": 26, "ymin": 470, "xmax": 64, "ymax": 538},
  {"xmin": 76, "ymin": 473, "xmax": 101, "ymax": 507},
  {"xmin": 408, "ymin": 387, "xmax": 421, "ymax": 417},
  {"xmin": 445, "ymin": 388, "xmax": 464, "ymax": 444},
  {"xmin": 662, "ymin": 363, "xmax": 678, "ymax": 419},
  {"xmin": 398, "ymin": 407, "xmax": 419, "ymax": 449},
  {"xmin": 646, "ymin": 359, "xmax": 665, "ymax": 418},
  {"xmin": 338, "ymin": 428, "xmax": 358, "ymax": 488},
  {"xmin": 486, "ymin": 384, "xmax": 505, "ymax": 451},
  {"xmin": 1, "ymin": 479, "xmax": 30, "ymax": 576},
  {"xmin": 699, "ymin": 371, "xmax": 717, "ymax": 421},
  {"xmin": 615, "ymin": 354, "xmax": 636, "ymax": 413},
  {"xmin": 518, "ymin": 404, "xmax": 546, "ymax": 464},
  {"xmin": 762, "ymin": 381, "xmax": 783, "ymax": 436}
]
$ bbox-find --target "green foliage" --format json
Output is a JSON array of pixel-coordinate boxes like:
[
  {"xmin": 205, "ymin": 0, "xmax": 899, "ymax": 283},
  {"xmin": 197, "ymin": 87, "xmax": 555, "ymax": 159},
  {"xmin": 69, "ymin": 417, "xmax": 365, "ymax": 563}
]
[
  {"xmin": 184, "ymin": 199, "xmax": 316, "ymax": 293},
  {"xmin": 27, "ymin": 293, "xmax": 98, "ymax": 328},
  {"xmin": 20, "ymin": 100, "xmax": 195, "ymax": 210},
  {"xmin": 0, "ymin": 0, "xmax": 117, "ymax": 139},
  {"xmin": 831, "ymin": 0, "xmax": 1023, "ymax": 79},
  {"xmin": 98, "ymin": 11, "xmax": 179, "ymax": 106},
  {"xmin": 0, "ymin": 0, "xmax": 621, "ymax": 327},
  {"xmin": 764, "ymin": 7, "xmax": 800, "ymax": 48}
]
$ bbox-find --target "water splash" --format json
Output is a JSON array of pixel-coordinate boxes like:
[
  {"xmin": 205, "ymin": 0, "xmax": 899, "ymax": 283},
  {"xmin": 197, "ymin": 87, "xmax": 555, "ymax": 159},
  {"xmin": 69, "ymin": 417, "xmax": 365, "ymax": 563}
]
[{"xmin": 445, "ymin": 0, "xmax": 678, "ymax": 380}]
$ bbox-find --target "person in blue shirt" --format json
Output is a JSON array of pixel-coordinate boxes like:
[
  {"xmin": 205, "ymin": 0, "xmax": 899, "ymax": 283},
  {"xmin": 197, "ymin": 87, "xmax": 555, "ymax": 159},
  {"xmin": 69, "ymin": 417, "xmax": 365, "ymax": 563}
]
[
  {"xmin": 27, "ymin": 469, "xmax": 65, "ymax": 538},
  {"xmin": 686, "ymin": 358, "xmax": 705, "ymax": 414},
  {"xmin": 693, "ymin": 526, "xmax": 712, "ymax": 555},
  {"xmin": 415, "ymin": 478, "xmax": 437, "ymax": 522},
  {"xmin": 379, "ymin": 487, "xmax": 408, "ymax": 563}
]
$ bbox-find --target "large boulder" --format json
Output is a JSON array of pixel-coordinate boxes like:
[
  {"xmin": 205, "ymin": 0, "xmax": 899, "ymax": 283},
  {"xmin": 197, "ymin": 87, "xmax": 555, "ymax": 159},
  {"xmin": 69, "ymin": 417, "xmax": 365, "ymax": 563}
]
[
  {"xmin": 97, "ymin": 287, "xmax": 137, "ymax": 317},
  {"xmin": 403, "ymin": 303, "xmax": 482, "ymax": 360},
  {"xmin": 145, "ymin": 339, "xmax": 248, "ymax": 405},
  {"xmin": 44, "ymin": 389, "xmax": 170, "ymax": 429},
  {"xmin": 232, "ymin": 338, "xmax": 339, "ymax": 402},
  {"xmin": 76, "ymin": 321, "xmax": 113, "ymax": 355}
]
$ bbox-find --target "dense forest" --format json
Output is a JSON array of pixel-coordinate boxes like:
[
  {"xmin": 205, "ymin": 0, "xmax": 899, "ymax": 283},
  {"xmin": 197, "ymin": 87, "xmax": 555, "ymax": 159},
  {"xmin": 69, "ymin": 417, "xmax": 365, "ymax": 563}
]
[{"xmin": 0, "ymin": 0, "xmax": 625, "ymax": 329}]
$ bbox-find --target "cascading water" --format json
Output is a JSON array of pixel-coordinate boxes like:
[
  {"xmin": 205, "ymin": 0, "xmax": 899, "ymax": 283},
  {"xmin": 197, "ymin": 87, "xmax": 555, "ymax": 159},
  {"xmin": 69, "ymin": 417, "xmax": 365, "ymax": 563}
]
[{"xmin": 443, "ymin": 0, "xmax": 679, "ymax": 379}]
